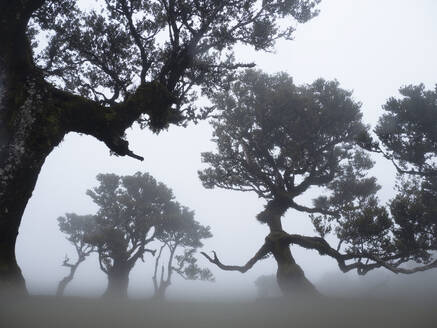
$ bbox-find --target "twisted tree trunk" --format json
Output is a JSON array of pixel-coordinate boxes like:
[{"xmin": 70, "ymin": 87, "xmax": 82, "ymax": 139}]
[
  {"xmin": 56, "ymin": 255, "xmax": 87, "ymax": 297},
  {"xmin": 264, "ymin": 199, "xmax": 318, "ymax": 296},
  {"xmin": 56, "ymin": 261, "xmax": 80, "ymax": 297},
  {"xmin": 267, "ymin": 231, "xmax": 318, "ymax": 295}
]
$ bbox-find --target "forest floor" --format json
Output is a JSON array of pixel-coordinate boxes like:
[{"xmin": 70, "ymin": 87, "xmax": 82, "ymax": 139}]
[{"xmin": 1, "ymin": 295, "xmax": 436, "ymax": 328}]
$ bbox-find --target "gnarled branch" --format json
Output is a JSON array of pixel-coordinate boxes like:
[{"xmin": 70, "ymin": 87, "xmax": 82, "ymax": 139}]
[
  {"xmin": 284, "ymin": 233, "xmax": 437, "ymax": 275},
  {"xmin": 201, "ymin": 242, "xmax": 271, "ymax": 273},
  {"xmin": 289, "ymin": 200, "xmax": 340, "ymax": 218},
  {"xmin": 50, "ymin": 80, "xmax": 177, "ymax": 161}
]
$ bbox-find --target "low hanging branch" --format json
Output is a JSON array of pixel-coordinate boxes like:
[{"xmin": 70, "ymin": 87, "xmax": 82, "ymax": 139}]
[
  {"xmin": 284, "ymin": 233, "xmax": 437, "ymax": 275},
  {"xmin": 202, "ymin": 232, "xmax": 437, "ymax": 277},
  {"xmin": 200, "ymin": 242, "xmax": 271, "ymax": 273}
]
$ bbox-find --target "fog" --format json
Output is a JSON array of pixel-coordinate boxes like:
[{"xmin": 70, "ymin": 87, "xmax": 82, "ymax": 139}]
[
  {"xmin": 12, "ymin": 0, "xmax": 437, "ymax": 304},
  {"xmin": 2, "ymin": 296, "xmax": 437, "ymax": 328}
]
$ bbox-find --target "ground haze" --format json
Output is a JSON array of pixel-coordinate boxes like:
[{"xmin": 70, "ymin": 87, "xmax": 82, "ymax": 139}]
[{"xmin": 1, "ymin": 296, "xmax": 436, "ymax": 328}]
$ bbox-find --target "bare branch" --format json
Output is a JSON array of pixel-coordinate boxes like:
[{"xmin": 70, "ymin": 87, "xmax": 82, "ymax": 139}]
[
  {"xmin": 201, "ymin": 242, "xmax": 271, "ymax": 273},
  {"xmin": 374, "ymin": 145, "xmax": 437, "ymax": 177},
  {"xmin": 289, "ymin": 200, "xmax": 339, "ymax": 218},
  {"xmin": 144, "ymin": 248, "xmax": 157, "ymax": 256}
]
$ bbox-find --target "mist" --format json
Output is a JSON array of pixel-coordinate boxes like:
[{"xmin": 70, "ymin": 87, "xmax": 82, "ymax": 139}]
[{"xmin": 1, "ymin": 0, "xmax": 437, "ymax": 327}]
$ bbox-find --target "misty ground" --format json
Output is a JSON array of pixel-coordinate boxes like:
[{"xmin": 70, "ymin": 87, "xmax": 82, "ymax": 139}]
[{"xmin": 1, "ymin": 295, "xmax": 436, "ymax": 328}]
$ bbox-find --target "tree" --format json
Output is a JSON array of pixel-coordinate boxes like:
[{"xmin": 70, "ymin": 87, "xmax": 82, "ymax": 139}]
[
  {"xmin": 372, "ymin": 84, "xmax": 437, "ymax": 268},
  {"xmin": 56, "ymin": 213, "xmax": 96, "ymax": 297},
  {"xmin": 152, "ymin": 202, "xmax": 213, "ymax": 299},
  {"xmin": 199, "ymin": 70, "xmax": 437, "ymax": 296},
  {"xmin": 374, "ymin": 84, "xmax": 437, "ymax": 178},
  {"xmin": 81, "ymin": 172, "xmax": 180, "ymax": 297},
  {"xmin": 0, "ymin": 0, "xmax": 320, "ymax": 291}
]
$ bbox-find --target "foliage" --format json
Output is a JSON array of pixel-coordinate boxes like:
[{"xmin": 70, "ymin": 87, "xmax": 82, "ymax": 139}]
[
  {"xmin": 1, "ymin": 0, "xmax": 321, "ymax": 290},
  {"xmin": 58, "ymin": 213, "xmax": 98, "ymax": 253},
  {"xmin": 199, "ymin": 69, "xmax": 371, "ymax": 221},
  {"xmin": 372, "ymin": 84, "xmax": 437, "ymax": 266},
  {"xmin": 199, "ymin": 70, "xmax": 437, "ymax": 279},
  {"xmin": 84, "ymin": 172, "xmax": 173, "ymax": 273},
  {"xmin": 389, "ymin": 177, "xmax": 437, "ymax": 263},
  {"xmin": 375, "ymin": 84, "xmax": 437, "ymax": 176},
  {"xmin": 31, "ymin": 0, "xmax": 321, "ymax": 128}
]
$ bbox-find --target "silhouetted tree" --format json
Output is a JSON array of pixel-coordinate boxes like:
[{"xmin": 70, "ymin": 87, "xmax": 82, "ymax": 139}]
[
  {"xmin": 199, "ymin": 70, "xmax": 437, "ymax": 296},
  {"xmin": 0, "ymin": 0, "xmax": 320, "ymax": 291},
  {"xmin": 56, "ymin": 213, "xmax": 96, "ymax": 297},
  {"xmin": 373, "ymin": 84, "xmax": 437, "ymax": 269},
  {"xmin": 153, "ymin": 202, "xmax": 213, "ymax": 299},
  {"xmin": 84, "ymin": 172, "xmax": 175, "ymax": 297},
  {"xmin": 374, "ymin": 84, "xmax": 437, "ymax": 178}
]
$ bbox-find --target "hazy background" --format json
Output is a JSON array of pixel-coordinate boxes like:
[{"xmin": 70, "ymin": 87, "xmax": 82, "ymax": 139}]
[{"xmin": 16, "ymin": 0, "xmax": 437, "ymax": 299}]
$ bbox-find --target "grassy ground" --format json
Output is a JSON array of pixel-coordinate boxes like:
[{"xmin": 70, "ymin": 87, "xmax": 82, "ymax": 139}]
[{"xmin": 1, "ymin": 295, "xmax": 436, "ymax": 328}]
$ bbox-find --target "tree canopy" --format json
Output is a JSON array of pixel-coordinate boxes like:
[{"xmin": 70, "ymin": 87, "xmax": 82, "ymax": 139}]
[
  {"xmin": 84, "ymin": 172, "xmax": 172, "ymax": 296},
  {"xmin": 199, "ymin": 70, "xmax": 437, "ymax": 295},
  {"xmin": 0, "ymin": 0, "xmax": 321, "ymax": 291},
  {"xmin": 372, "ymin": 84, "xmax": 437, "ymax": 269},
  {"xmin": 30, "ymin": 0, "xmax": 321, "ymax": 132},
  {"xmin": 199, "ymin": 69, "xmax": 370, "ymax": 221},
  {"xmin": 375, "ymin": 84, "xmax": 437, "ymax": 177},
  {"xmin": 58, "ymin": 171, "xmax": 212, "ymax": 297}
]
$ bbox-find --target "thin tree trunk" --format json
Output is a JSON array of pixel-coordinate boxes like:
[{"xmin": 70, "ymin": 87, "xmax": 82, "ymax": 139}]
[
  {"xmin": 153, "ymin": 276, "xmax": 170, "ymax": 300},
  {"xmin": 56, "ymin": 260, "xmax": 83, "ymax": 297},
  {"xmin": 152, "ymin": 245, "xmax": 173, "ymax": 300}
]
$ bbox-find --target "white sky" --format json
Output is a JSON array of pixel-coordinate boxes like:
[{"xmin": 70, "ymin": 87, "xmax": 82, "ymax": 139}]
[{"xmin": 17, "ymin": 0, "xmax": 437, "ymax": 299}]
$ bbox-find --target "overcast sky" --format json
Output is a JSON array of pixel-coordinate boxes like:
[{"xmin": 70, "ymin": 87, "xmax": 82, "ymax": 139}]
[{"xmin": 17, "ymin": 0, "xmax": 437, "ymax": 299}]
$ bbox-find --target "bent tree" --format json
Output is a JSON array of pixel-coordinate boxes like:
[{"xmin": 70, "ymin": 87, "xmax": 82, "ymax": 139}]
[
  {"xmin": 0, "ymin": 0, "xmax": 321, "ymax": 291},
  {"xmin": 56, "ymin": 213, "xmax": 96, "ymax": 297},
  {"xmin": 153, "ymin": 202, "xmax": 213, "ymax": 299},
  {"xmin": 199, "ymin": 70, "xmax": 437, "ymax": 296}
]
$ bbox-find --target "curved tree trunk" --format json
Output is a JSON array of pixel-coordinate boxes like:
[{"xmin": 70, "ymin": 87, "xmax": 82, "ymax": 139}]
[
  {"xmin": 0, "ymin": 1, "xmax": 173, "ymax": 293},
  {"xmin": 0, "ymin": 81, "xmax": 65, "ymax": 294},
  {"xmin": 103, "ymin": 262, "xmax": 131, "ymax": 298},
  {"xmin": 0, "ymin": 1, "xmax": 65, "ymax": 294},
  {"xmin": 264, "ymin": 200, "xmax": 318, "ymax": 296},
  {"xmin": 56, "ymin": 260, "xmax": 83, "ymax": 297},
  {"xmin": 267, "ymin": 231, "xmax": 318, "ymax": 296}
]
